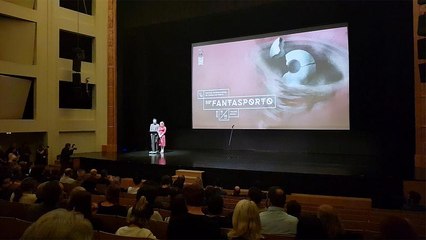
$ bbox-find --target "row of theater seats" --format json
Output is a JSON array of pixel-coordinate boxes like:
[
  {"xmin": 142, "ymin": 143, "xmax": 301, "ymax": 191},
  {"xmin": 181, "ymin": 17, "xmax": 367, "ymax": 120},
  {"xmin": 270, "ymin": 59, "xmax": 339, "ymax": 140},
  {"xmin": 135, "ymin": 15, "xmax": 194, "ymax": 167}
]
[{"xmin": 1, "ymin": 191, "xmax": 425, "ymax": 239}]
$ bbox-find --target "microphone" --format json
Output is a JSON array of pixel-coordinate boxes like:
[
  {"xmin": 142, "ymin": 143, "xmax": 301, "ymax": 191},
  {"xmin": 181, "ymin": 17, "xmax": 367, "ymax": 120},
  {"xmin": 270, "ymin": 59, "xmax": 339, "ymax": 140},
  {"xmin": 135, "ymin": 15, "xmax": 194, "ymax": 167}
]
[{"xmin": 232, "ymin": 125, "xmax": 235, "ymax": 128}]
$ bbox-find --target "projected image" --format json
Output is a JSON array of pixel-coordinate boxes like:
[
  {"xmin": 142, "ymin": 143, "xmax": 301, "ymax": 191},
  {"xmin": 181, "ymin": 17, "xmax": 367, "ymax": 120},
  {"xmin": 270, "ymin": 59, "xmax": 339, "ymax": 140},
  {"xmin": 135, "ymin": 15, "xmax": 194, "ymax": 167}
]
[{"xmin": 192, "ymin": 25, "xmax": 349, "ymax": 129}]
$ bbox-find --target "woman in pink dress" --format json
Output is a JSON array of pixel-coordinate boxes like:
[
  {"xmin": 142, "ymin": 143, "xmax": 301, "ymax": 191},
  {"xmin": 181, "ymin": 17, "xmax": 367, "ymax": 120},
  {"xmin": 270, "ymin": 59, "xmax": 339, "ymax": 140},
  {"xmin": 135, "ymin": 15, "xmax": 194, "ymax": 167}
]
[{"xmin": 158, "ymin": 121, "xmax": 167, "ymax": 153}]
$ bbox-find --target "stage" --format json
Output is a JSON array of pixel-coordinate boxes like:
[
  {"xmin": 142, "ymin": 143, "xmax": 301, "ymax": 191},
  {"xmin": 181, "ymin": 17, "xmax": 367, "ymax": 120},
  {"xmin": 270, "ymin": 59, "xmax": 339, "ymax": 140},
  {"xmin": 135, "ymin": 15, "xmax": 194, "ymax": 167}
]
[{"xmin": 73, "ymin": 149, "xmax": 400, "ymax": 206}]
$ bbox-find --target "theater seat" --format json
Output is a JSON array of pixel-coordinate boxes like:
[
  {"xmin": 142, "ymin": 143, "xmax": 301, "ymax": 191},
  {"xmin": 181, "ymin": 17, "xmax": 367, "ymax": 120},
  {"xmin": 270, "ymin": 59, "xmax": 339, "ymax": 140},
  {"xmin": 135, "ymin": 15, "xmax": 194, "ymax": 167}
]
[{"xmin": 0, "ymin": 217, "xmax": 32, "ymax": 239}]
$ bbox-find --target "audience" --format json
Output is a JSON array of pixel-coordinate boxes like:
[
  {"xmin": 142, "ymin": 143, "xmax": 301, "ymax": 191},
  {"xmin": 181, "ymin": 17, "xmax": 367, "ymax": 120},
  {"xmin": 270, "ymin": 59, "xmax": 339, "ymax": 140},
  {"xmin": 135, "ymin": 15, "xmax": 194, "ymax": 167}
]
[
  {"xmin": 204, "ymin": 193, "xmax": 232, "ymax": 228},
  {"xmin": 10, "ymin": 177, "xmax": 37, "ymax": 204},
  {"xmin": 67, "ymin": 186, "xmax": 100, "ymax": 230},
  {"xmin": 128, "ymin": 181, "xmax": 163, "ymax": 221},
  {"xmin": 228, "ymin": 199, "xmax": 262, "ymax": 240},
  {"xmin": 21, "ymin": 208, "xmax": 93, "ymax": 240},
  {"xmin": 260, "ymin": 186, "xmax": 298, "ymax": 236},
  {"xmin": 128, "ymin": 176, "xmax": 142, "ymax": 194},
  {"xmin": 403, "ymin": 191, "xmax": 426, "ymax": 211},
  {"xmin": 172, "ymin": 175, "xmax": 185, "ymax": 190},
  {"xmin": 286, "ymin": 200, "xmax": 302, "ymax": 219},
  {"xmin": 26, "ymin": 180, "xmax": 63, "ymax": 221},
  {"xmin": 116, "ymin": 196, "xmax": 157, "ymax": 239},
  {"xmin": 97, "ymin": 169, "xmax": 111, "ymax": 186},
  {"xmin": 296, "ymin": 214, "xmax": 327, "ymax": 239},
  {"xmin": 96, "ymin": 184, "xmax": 127, "ymax": 217},
  {"xmin": 182, "ymin": 177, "xmax": 205, "ymax": 206},
  {"xmin": 60, "ymin": 168, "xmax": 76, "ymax": 184},
  {"xmin": 248, "ymin": 187, "xmax": 265, "ymax": 212},
  {"xmin": 81, "ymin": 169, "xmax": 99, "ymax": 194},
  {"xmin": 317, "ymin": 204, "xmax": 362, "ymax": 239},
  {"xmin": 167, "ymin": 194, "xmax": 221, "ymax": 239},
  {"xmin": 379, "ymin": 215, "xmax": 418, "ymax": 239}
]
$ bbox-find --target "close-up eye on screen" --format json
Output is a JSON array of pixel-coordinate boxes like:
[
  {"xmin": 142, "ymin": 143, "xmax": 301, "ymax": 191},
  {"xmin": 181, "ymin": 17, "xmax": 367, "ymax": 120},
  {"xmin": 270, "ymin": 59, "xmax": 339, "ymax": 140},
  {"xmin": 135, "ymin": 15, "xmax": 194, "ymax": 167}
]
[{"xmin": 192, "ymin": 24, "xmax": 349, "ymax": 130}]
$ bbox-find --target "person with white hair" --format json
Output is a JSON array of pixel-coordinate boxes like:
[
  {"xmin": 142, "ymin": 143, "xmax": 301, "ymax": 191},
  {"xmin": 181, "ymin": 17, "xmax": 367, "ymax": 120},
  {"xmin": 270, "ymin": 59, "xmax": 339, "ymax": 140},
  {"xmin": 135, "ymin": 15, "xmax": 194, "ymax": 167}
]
[{"xmin": 22, "ymin": 209, "xmax": 93, "ymax": 240}]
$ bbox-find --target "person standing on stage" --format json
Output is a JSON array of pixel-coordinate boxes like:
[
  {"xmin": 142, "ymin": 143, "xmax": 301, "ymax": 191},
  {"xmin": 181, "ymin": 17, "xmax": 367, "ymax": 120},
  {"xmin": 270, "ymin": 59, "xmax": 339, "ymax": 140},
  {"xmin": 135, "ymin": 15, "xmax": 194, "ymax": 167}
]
[
  {"xmin": 158, "ymin": 121, "xmax": 167, "ymax": 153},
  {"xmin": 149, "ymin": 118, "xmax": 159, "ymax": 154}
]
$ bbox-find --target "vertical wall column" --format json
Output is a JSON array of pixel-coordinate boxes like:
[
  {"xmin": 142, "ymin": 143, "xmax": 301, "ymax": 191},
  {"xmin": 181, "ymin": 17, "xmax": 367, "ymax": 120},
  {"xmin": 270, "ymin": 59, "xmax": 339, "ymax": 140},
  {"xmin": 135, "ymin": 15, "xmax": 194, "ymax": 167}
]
[
  {"xmin": 413, "ymin": 0, "xmax": 426, "ymax": 179},
  {"xmin": 104, "ymin": 0, "xmax": 117, "ymax": 153}
]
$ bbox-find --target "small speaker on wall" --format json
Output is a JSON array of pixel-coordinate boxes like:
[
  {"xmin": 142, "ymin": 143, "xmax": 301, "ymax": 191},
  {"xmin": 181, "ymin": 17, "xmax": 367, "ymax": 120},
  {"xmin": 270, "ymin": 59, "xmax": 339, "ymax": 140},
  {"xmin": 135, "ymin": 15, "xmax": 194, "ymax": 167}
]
[
  {"xmin": 420, "ymin": 63, "xmax": 426, "ymax": 83},
  {"xmin": 419, "ymin": 39, "xmax": 426, "ymax": 59}
]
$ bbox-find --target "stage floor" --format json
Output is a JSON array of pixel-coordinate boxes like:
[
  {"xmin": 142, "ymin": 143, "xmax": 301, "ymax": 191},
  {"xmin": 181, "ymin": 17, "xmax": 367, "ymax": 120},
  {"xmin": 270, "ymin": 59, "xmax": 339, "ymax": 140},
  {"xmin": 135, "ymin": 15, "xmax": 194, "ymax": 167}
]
[{"xmin": 74, "ymin": 149, "xmax": 377, "ymax": 176}]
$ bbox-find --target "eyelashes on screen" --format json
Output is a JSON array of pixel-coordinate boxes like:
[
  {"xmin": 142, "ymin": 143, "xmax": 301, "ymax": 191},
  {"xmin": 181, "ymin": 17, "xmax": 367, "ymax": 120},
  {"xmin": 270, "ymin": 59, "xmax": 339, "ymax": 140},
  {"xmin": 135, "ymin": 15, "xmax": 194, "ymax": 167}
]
[{"xmin": 256, "ymin": 37, "xmax": 349, "ymax": 114}]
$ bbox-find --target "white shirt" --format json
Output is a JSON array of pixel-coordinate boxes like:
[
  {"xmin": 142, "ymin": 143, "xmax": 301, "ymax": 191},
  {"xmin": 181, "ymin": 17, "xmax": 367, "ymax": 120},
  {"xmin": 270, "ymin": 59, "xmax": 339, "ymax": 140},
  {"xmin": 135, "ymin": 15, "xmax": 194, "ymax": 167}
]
[
  {"xmin": 127, "ymin": 186, "xmax": 140, "ymax": 195},
  {"xmin": 60, "ymin": 175, "xmax": 76, "ymax": 184},
  {"xmin": 259, "ymin": 206, "xmax": 298, "ymax": 235},
  {"xmin": 116, "ymin": 226, "xmax": 156, "ymax": 239},
  {"xmin": 150, "ymin": 123, "xmax": 159, "ymax": 132}
]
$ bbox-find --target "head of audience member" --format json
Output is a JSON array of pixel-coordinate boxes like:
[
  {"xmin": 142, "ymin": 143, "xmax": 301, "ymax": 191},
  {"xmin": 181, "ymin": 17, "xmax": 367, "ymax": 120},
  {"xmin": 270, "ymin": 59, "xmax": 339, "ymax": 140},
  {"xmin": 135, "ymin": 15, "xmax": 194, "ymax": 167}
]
[
  {"xmin": 64, "ymin": 168, "xmax": 74, "ymax": 177},
  {"xmin": 89, "ymin": 169, "xmax": 98, "ymax": 177},
  {"xmin": 233, "ymin": 186, "xmax": 241, "ymax": 196},
  {"xmin": 182, "ymin": 179, "xmax": 205, "ymax": 206},
  {"xmin": 161, "ymin": 175, "xmax": 172, "ymax": 187},
  {"xmin": 379, "ymin": 215, "xmax": 417, "ymax": 239},
  {"xmin": 248, "ymin": 187, "xmax": 263, "ymax": 206},
  {"xmin": 12, "ymin": 177, "xmax": 36, "ymax": 202},
  {"xmin": 21, "ymin": 209, "xmax": 93, "ymax": 240},
  {"xmin": 105, "ymin": 184, "xmax": 121, "ymax": 205},
  {"xmin": 172, "ymin": 175, "xmax": 185, "ymax": 189},
  {"xmin": 267, "ymin": 186, "xmax": 286, "ymax": 208},
  {"xmin": 296, "ymin": 214, "xmax": 327, "ymax": 239},
  {"xmin": 207, "ymin": 194, "xmax": 224, "ymax": 216},
  {"xmin": 317, "ymin": 204, "xmax": 344, "ymax": 239},
  {"xmin": 136, "ymin": 180, "xmax": 158, "ymax": 204},
  {"xmin": 407, "ymin": 191, "xmax": 422, "ymax": 206},
  {"xmin": 228, "ymin": 199, "xmax": 261, "ymax": 240},
  {"xmin": 76, "ymin": 169, "xmax": 86, "ymax": 181},
  {"xmin": 286, "ymin": 200, "xmax": 302, "ymax": 219},
  {"xmin": 129, "ymin": 196, "xmax": 154, "ymax": 228},
  {"xmin": 100, "ymin": 169, "xmax": 108, "ymax": 178},
  {"xmin": 41, "ymin": 180, "xmax": 63, "ymax": 206},
  {"xmin": 133, "ymin": 176, "xmax": 142, "ymax": 186},
  {"xmin": 68, "ymin": 187, "xmax": 93, "ymax": 219},
  {"xmin": 170, "ymin": 194, "xmax": 188, "ymax": 217}
]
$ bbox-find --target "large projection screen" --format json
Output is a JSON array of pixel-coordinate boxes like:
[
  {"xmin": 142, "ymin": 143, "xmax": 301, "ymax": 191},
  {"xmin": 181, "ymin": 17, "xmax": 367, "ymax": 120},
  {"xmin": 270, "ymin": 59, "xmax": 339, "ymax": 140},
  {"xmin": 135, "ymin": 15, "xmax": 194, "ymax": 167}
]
[{"xmin": 192, "ymin": 24, "xmax": 349, "ymax": 130}]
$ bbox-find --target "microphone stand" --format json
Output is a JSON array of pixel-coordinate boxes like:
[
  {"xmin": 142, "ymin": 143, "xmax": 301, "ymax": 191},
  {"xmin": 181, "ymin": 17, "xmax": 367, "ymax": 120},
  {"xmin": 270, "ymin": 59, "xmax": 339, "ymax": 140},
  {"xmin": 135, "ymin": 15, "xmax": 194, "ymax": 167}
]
[{"xmin": 228, "ymin": 125, "xmax": 235, "ymax": 150}]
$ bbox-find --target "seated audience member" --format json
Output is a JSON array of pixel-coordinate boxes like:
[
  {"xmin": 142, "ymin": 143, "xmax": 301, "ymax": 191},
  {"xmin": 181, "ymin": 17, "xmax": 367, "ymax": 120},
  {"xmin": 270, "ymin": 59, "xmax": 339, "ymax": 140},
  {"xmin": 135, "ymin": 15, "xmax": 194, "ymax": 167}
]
[
  {"xmin": 379, "ymin": 215, "xmax": 418, "ymax": 239},
  {"xmin": 182, "ymin": 177, "xmax": 205, "ymax": 206},
  {"xmin": 81, "ymin": 169, "xmax": 99, "ymax": 194},
  {"xmin": 228, "ymin": 199, "xmax": 262, "ymax": 240},
  {"xmin": 128, "ymin": 181, "xmax": 163, "ymax": 222},
  {"xmin": 26, "ymin": 180, "xmax": 63, "ymax": 221},
  {"xmin": 167, "ymin": 194, "xmax": 221, "ymax": 239},
  {"xmin": 98, "ymin": 169, "xmax": 111, "ymax": 186},
  {"xmin": 60, "ymin": 168, "xmax": 76, "ymax": 184},
  {"xmin": 75, "ymin": 169, "xmax": 87, "ymax": 184},
  {"xmin": 286, "ymin": 200, "xmax": 302, "ymax": 219},
  {"xmin": 128, "ymin": 176, "xmax": 142, "ymax": 194},
  {"xmin": 248, "ymin": 187, "xmax": 265, "ymax": 212},
  {"xmin": 0, "ymin": 177, "xmax": 14, "ymax": 201},
  {"xmin": 233, "ymin": 186, "xmax": 241, "ymax": 196},
  {"xmin": 116, "ymin": 196, "xmax": 157, "ymax": 239},
  {"xmin": 205, "ymin": 185, "xmax": 224, "ymax": 201},
  {"xmin": 260, "ymin": 186, "xmax": 298, "ymax": 236},
  {"xmin": 296, "ymin": 214, "xmax": 327, "ymax": 239},
  {"xmin": 10, "ymin": 177, "xmax": 37, "ymax": 204},
  {"xmin": 155, "ymin": 175, "xmax": 173, "ymax": 209},
  {"xmin": 403, "ymin": 191, "xmax": 426, "ymax": 211},
  {"xmin": 68, "ymin": 187, "xmax": 100, "ymax": 230},
  {"xmin": 172, "ymin": 175, "xmax": 185, "ymax": 190},
  {"xmin": 96, "ymin": 184, "xmax": 127, "ymax": 217},
  {"xmin": 204, "ymin": 193, "xmax": 232, "ymax": 228},
  {"xmin": 317, "ymin": 204, "xmax": 361, "ymax": 239},
  {"xmin": 21, "ymin": 209, "xmax": 93, "ymax": 240}
]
